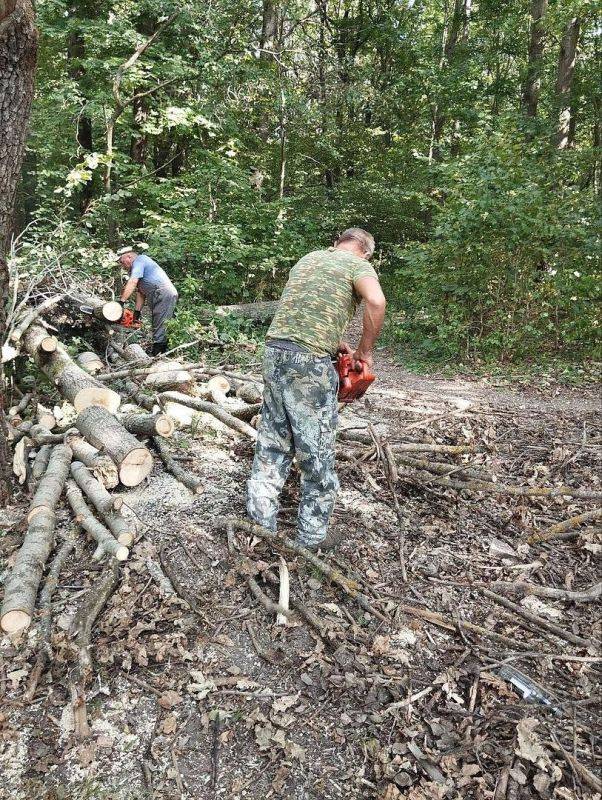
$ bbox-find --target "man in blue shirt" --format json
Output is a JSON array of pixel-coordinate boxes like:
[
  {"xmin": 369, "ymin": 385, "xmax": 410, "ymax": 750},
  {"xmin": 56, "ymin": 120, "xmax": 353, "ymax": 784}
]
[{"xmin": 116, "ymin": 246, "xmax": 178, "ymax": 355}]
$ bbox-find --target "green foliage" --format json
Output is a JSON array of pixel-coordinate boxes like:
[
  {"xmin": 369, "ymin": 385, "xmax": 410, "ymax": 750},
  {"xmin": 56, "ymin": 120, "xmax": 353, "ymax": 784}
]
[{"xmin": 16, "ymin": 0, "xmax": 601, "ymax": 365}]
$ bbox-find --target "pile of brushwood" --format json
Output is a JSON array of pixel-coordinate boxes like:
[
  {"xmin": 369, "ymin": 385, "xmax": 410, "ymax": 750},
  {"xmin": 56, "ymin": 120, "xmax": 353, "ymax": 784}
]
[{"xmin": 0, "ymin": 272, "xmax": 601, "ymax": 799}]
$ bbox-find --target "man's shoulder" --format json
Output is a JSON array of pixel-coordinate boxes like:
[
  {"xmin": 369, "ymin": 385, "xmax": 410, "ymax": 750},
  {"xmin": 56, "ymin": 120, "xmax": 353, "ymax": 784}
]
[{"xmin": 134, "ymin": 254, "xmax": 158, "ymax": 268}]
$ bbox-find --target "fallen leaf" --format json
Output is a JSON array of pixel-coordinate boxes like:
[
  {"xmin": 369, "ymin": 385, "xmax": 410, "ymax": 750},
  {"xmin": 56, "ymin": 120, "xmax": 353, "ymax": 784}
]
[
  {"xmin": 159, "ymin": 690, "xmax": 183, "ymax": 709},
  {"xmin": 515, "ymin": 718, "xmax": 551, "ymax": 770},
  {"xmin": 162, "ymin": 714, "xmax": 177, "ymax": 735}
]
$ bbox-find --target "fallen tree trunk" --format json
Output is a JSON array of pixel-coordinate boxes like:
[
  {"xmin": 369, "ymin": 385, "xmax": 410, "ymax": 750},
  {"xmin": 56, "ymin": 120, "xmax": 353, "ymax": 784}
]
[
  {"xmin": 64, "ymin": 432, "xmax": 119, "ymax": 489},
  {"xmin": 75, "ymin": 405, "xmax": 153, "ymax": 487},
  {"xmin": 28, "ymin": 443, "xmax": 72, "ymax": 522},
  {"xmin": 0, "ymin": 508, "xmax": 57, "ymax": 633},
  {"xmin": 23, "ymin": 324, "xmax": 120, "ymax": 413},
  {"xmin": 152, "ymin": 436, "xmax": 203, "ymax": 494},
  {"xmin": 121, "ymin": 412, "xmax": 174, "ymax": 438},
  {"xmin": 161, "ymin": 391, "xmax": 257, "ymax": 440},
  {"xmin": 122, "ymin": 379, "xmax": 156, "ymax": 412},
  {"xmin": 76, "ymin": 295, "xmax": 123, "ymax": 323},
  {"xmin": 24, "ymin": 532, "xmax": 76, "ymax": 700},
  {"xmin": 65, "ymin": 481, "xmax": 129, "ymax": 561},
  {"xmin": 528, "ymin": 508, "xmax": 602, "ymax": 544}
]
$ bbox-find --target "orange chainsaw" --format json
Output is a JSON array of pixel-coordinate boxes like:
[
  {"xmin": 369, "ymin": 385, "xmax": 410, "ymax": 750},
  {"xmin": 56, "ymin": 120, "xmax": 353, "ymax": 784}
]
[
  {"xmin": 336, "ymin": 353, "xmax": 375, "ymax": 403},
  {"xmin": 80, "ymin": 304, "xmax": 141, "ymax": 329}
]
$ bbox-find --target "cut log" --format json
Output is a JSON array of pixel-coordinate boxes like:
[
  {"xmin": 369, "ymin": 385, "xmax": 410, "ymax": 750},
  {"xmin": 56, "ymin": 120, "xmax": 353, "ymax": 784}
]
[
  {"xmin": 8, "ymin": 391, "xmax": 33, "ymax": 418},
  {"xmin": 143, "ymin": 360, "xmax": 195, "ymax": 393},
  {"xmin": 30, "ymin": 444, "xmax": 53, "ymax": 492},
  {"xmin": 28, "ymin": 443, "xmax": 72, "ymax": 522},
  {"xmin": 77, "ymin": 351, "xmax": 104, "ymax": 375},
  {"xmin": 39, "ymin": 335, "xmax": 58, "ymax": 354},
  {"xmin": 123, "ymin": 343, "xmax": 151, "ymax": 364},
  {"xmin": 10, "ymin": 294, "xmax": 65, "ymax": 343},
  {"xmin": 152, "ymin": 436, "xmax": 203, "ymax": 494},
  {"xmin": 65, "ymin": 481, "xmax": 129, "ymax": 561},
  {"xmin": 0, "ymin": 508, "xmax": 57, "ymax": 633},
  {"xmin": 70, "ymin": 461, "xmax": 122, "ymax": 514},
  {"xmin": 208, "ymin": 375, "xmax": 230, "ymax": 405},
  {"xmin": 82, "ymin": 297, "xmax": 123, "ymax": 322},
  {"xmin": 230, "ymin": 402, "xmax": 262, "ymax": 422},
  {"xmin": 75, "ymin": 405, "xmax": 153, "ymax": 487},
  {"xmin": 160, "ymin": 391, "xmax": 257, "ymax": 440},
  {"xmin": 122, "ymin": 379, "xmax": 156, "ymax": 412},
  {"xmin": 23, "ymin": 324, "xmax": 120, "ymax": 413},
  {"xmin": 13, "ymin": 436, "xmax": 32, "ymax": 485},
  {"xmin": 70, "ymin": 461, "xmax": 135, "ymax": 545},
  {"xmin": 236, "ymin": 383, "xmax": 262, "ymax": 405},
  {"xmin": 121, "ymin": 412, "xmax": 175, "ymax": 438},
  {"xmin": 36, "ymin": 403, "xmax": 57, "ymax": 431},
  {"xmin": 64, "ymin": 433, "xmax": 119, "ymax": 489}
]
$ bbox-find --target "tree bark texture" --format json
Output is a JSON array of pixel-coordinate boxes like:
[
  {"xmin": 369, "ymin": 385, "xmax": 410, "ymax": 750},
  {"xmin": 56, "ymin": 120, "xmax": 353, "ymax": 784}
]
[
  {"xmin": 0, "ymin": 0, "xmax": 38, "ymax": 504},
  {"xmin": 0, "ymin": 507, "xmax": 56, "ymax": 633},
  {"xmin": 28, "ymin": 442, "xmax": 72, "ymax": 522},
  {"xmin": 23, "ymin": 323, "xmax": 121, "ymax": 413},
  {"xmin": 75, "ymin": 404, "xmax": 153, "ymax": 486},
  {"xmin": 522, "ymin": 0, "xmax": 548, "ymax": 118},
  {"xmin": 64, "ymin": 433, "xmax": 119, "ymax": 489},
  {"xmin": 66, "ymin": 480, "xmax": 128, "ymax": 562},
  {"xmin": 555, "ymin": 16, "xmax": 580, "ymax": 149}
]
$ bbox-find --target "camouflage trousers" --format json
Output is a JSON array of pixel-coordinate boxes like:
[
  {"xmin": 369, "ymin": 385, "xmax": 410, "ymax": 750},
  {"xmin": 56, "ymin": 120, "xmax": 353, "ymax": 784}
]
[{"xmin": 247, "ymin": 346, "xmax": 339, "ymax": 547}]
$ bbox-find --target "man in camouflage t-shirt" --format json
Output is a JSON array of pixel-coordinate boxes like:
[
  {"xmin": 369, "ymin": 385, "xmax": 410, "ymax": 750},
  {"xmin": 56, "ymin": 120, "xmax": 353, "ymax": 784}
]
[{"xmin": 247, "ymin": 228, "xmax": 387, "ymax": 551}]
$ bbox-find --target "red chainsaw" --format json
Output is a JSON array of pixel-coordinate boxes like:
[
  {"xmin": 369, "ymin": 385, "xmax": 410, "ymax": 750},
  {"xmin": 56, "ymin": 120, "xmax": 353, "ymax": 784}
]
[
  {"xmin": 79, "ymin": 304, "xmax": 141, "ymax": 329},
  {"xmin": 336, "ymin": 353, "xmax": 375, "ymax": 403}
]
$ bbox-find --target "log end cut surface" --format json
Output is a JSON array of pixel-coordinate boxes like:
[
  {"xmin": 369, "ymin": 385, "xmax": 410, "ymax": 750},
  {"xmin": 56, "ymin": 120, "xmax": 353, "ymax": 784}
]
[
  {"xmin": 0, "ymin": 608, "xmax": 32, "ymax": 634},
  {"xmin": 119, "ymin": 448, "xmax": 153, "ymax": 487},
  {"xmin": 74, "ymin": 387, "xmax": 121, "ymax": 414},
  {"xmin": 103, "ymin": 301, "xmax": 124, "ymax": 322}
]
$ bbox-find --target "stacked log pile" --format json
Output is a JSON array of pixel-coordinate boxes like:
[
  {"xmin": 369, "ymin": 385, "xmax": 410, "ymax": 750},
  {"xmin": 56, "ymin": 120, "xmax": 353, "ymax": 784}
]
[{"xmin": 1, "ymin": 294, "xmax": 266, "ymax": 638}]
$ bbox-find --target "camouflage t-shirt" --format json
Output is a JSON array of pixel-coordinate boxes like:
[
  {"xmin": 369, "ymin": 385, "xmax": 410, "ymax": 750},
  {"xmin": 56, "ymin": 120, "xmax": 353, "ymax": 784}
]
[{"xmin": 267, "ymin": 248, "xmax": 378, "ymax": 356}]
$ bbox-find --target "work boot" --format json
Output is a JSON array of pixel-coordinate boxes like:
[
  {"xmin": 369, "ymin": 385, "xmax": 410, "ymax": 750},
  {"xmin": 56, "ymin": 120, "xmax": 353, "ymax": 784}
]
[
  {"xmin": 151, "ymin": 340, "xmax": 168, "ymax": 356},
  {"xmin": 300, "ymin": 529, "xmax": 343, "ymax": 553}
]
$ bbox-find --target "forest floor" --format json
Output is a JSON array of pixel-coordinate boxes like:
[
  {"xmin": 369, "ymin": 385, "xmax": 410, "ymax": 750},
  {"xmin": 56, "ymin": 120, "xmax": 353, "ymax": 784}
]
[{"xmin": 0, "ymin": 340, "xmax": 600, "ymax": 800}]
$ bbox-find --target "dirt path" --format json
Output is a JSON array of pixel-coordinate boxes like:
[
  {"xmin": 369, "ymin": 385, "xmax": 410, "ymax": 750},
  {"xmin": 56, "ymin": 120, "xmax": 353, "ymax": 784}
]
[{"xmin": 1, "ymin": 350, "xmax": 600, "ymax": 800}]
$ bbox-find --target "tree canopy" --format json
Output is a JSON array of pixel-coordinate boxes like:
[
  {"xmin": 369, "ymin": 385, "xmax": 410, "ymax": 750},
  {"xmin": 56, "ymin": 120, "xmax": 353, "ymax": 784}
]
[{"xmin": 14, "ymin": 0, "xmax": 601, "ymax": 362}]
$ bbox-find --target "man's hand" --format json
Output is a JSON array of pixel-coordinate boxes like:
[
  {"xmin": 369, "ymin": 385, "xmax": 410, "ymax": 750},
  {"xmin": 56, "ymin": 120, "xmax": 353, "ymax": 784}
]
[
  {"xmin": 338, "ymin": 341, "xmax": 354, "ymax": 355},
  {"xmin": 353, "ymin": 349, "xmax": 373, "ymax": 369}
]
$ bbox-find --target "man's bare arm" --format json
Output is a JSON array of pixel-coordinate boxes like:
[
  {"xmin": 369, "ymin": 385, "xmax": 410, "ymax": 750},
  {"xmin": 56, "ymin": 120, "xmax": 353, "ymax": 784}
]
[
  {"xmin": 353, "ymin": 276, "xmax": 386, "ymax": 368},
  {"xmin": 120, "ymin": 276, "xmax": 139, "ymax": 303},
  {"xmin": 135, "ymin": 289, "xmax": 145, "ymax": 311}
]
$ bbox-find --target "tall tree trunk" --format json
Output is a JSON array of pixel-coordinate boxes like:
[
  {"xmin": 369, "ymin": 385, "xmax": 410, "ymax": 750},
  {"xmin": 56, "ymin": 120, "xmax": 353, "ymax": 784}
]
[
  {"xmin": 430, "ymin": 0, "xmax": 465, "ymax": 162},
  {"xmin": 521, "ymin": 0, "xmax": 548, "ymax": 118},
  {"xmin": 260, "ymin": 0, "xmax": 279, "ymax": 60},
  {"xmin": 0, "ymin": 0, "xmax": 38, "ymax": 504},
  {"xmin": 68, "ymin": 29, "xmax": 94, "ymax": 213},
  {"xmin": 555, "ymin": 16, "xmax": 580, "ymax": 149}
]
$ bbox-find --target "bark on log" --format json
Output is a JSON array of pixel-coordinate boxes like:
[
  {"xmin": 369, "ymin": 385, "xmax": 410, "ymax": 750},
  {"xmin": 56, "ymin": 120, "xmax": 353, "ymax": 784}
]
[
  {"xmin": 70, "ymin": 461, "xmax": 135, "ymax": 546},
  {"xmin": 75, "ymin": 295, "xmax": 123, "ymax": 323},
  {"xmin": 0, "ymin": 508, "xmax": 56, "ymax": 633},
  {"xmin": 30, "ymin": 443, "xmax": 53, "ymax": 491},
  {"xmin": 64, "ymin": 433, "xmax": 119, "ymax": 489},
  {"xmin": 152, "ymin": 436, "xmax": 203, "ymax": 494},
  {"xmin": 70, "ymin": 460, "xmax": 122, "ymax": 514},
  {"xmin": 10, "ymin": 294, "xmax": 65, "ymax": 343},
  {"xmin": 161, "ymin": 391, "xmax": 257, "ymax": 440},
  {"xmin": 28, "ymin": 443, "xmax": 72, "ymax": 522},
  {"xmin": 77, "ymin": 351, "xmax": 104, "ymax": 375},
  {"xmin": 236, "ymin": 383, "xmax": 262, "ymax": 404},
  {"xmin": 122, "ymin": 379, "xmax": 156, "ymax": 412},
  {"xmin": 123, "ymin": 343, "xmax": 151, "ymax": 364},
  {"xmin": 528, "ymin": 508, "xmax": 602, "ymax": 544},
  {"xmin": 75, "ymin": 405, "xmax": 153, "ymax": 487},
  {"xmin": 121, "ymin": 412, "xmax": 174, "ymax": 438},
  {"xmin": 65, "ymin": 480, "xmax": 128, "ymax": 561},
  {"xmin": 230, "ymin": 402, "xmax": 262, "ymax": 422},
  {"xmin": 23, "ymin": 324, "xmax": 120, "ymax": 413},
  {"xmin": 24, "ymin": 532, "xmax": 76, "ymax": 700},
  {"xmin": 8, "ymin": 391, "xmax": 32, "ymax": 418}
]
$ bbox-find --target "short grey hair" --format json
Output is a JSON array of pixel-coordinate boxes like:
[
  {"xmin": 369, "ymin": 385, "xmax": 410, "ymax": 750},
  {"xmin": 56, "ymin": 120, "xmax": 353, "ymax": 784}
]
[{"xmin": 336, "ymin": 227, "xmax": 375, "ymax": 257}]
